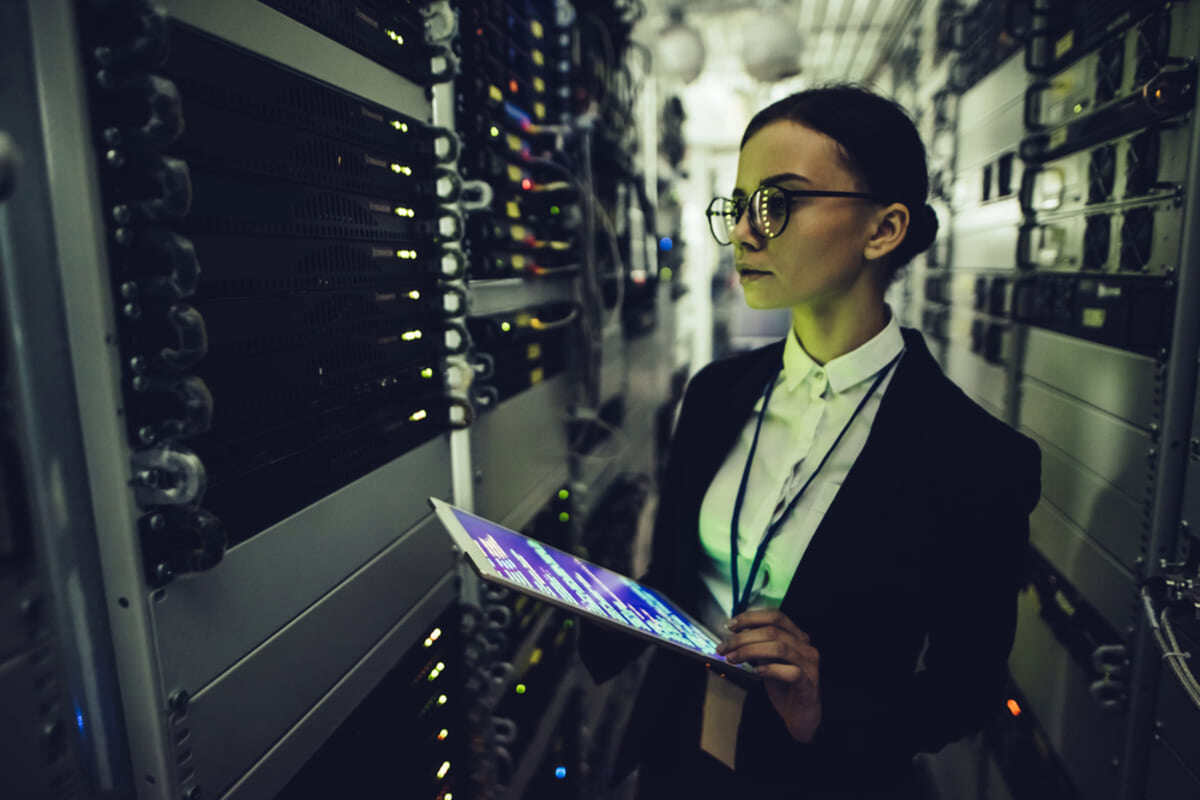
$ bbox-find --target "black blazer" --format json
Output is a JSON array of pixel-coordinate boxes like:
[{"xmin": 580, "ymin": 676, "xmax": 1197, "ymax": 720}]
[{"xmin": 581, "ymin": 326, "xmax": 1042, "ymax": 794}]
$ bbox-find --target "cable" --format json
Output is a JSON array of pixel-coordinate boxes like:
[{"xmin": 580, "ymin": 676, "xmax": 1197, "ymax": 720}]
[{"xmin": 1140, "ymin": 585, "xmax": 1200, "ymax": 709}]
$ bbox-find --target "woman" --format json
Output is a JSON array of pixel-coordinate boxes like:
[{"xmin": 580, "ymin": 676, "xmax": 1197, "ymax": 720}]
[{"xmin": 581, "ymin": 85, "xmax": 1041, "ymax": 798}]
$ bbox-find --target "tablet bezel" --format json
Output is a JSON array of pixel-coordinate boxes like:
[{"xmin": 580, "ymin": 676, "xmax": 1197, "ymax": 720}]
[{"xmin": 429, "ymin": 496, "xmax": 759, "ymax": 682}]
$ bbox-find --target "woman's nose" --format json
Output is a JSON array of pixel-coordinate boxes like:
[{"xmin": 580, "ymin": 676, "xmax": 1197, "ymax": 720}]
[{"xmin": 732, "ymin": 206, "xmax": 761, "ymax": 249}]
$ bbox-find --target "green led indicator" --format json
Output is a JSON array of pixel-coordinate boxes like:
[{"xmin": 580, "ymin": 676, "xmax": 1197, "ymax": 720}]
[
  {"xmin": 516, "ymin": 683, "xmax": 527, "ymax": 695},
  {"xmin": 550, "ymin": 205, "xmax": 560, "ymax": 215},
  {"xmin": 558, "ymin": 512, "xmax": 570, "ymax": 523},
  {"xmin": 557, "ymin": 489, "xmax": 569, "ymax": 500},
  {"xmin": 501, "ymin": 321, "xmax": 512, "ymax": 332}
]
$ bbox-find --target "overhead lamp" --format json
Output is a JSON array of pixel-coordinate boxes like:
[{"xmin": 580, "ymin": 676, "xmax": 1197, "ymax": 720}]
[
  {"xmin": 655, "ymin": 7, "xmax": 706, "ymax": 85},
  {"xmin": 739, "ymin": 8, "xmax": 802, "ymax": 83}
]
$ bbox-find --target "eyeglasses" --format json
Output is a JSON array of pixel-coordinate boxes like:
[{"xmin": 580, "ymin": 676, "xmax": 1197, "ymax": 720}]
[{"xmin": 706, "ymin": 185, "xmax": 886, "ymax": 245}]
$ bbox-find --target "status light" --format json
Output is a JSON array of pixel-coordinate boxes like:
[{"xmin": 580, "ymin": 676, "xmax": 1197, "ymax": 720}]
[
  {"xmin": 490, "ymin": 125, "xmax": 500, "ymax": 137},
  {"xmin": 522, "ymin": 178, "xmax": 533, "ymax": 191},
  {"xmin": 532, "ymin": 49, "xmax": 544, "ymax": 66},
  {"xmin": 515, "ymin": 683, "xmax": 526, "ymax": 695},
  {"xmin": 558, "ymin": 488, "xmax": 569, "ymax": 500},
  {"xmin": 385, "ymin": 29, "xmax": 405, "ymax": 45},
  {"xmin": 408, "ymin": 290, "xmax": 421, "ymax": 300},
  {"xmin": 534, "ymin": 77, "xmax": 546, "ymax": 93},
  {"xmin": 402, "ymin": 330, "xmax": 423, "ymax": 342},
  {"xmin": 410, "ymin": 409, "xmax": 428, "ymax": 422},
  {"xmin": 437, "ymin": 761, "xmax": 451, "ymax": 779},
  {"xmin": 394, "ymin": 205, "xmax": 416, "ymax": 217},
  {"xmin": 531, "ymin": 20, "xmax": 544, "ymax": 38},
  {"xmin": 1006, "ymin": 699, "xmax": 1022, "ymax": 717},
  {"xmin": 489, "ymin": 85, "xmax": 503, "ymax": 102},
  {"xmin": 391, "ymin": 120, "xmax": 409, "ymax": 132},
  {"xmin": 558, "ymin": 512, "xmax": 570, "ymax": 523},
  {"xmin": 437, "ymin": 694, "xmax": 448, "ymax": 706},
  {"xmin": 550, "ymin": 205, "xmax": 561, "ymax": 215},
  {"xmin": 437, "ymin": 729, "xmax": 449, "ymax": 741},
  {"xmin": 555, "ymin": 767, "xmax": 567, "ymax": 779},
  {"xmin": 501, "ymin": 321, "xmax": 512, "ymax": 332},
  {"xmin": 396, "ymin": 249, "xmax": 418, "ymax": 259},
  {"xmin": 421, "ymin": 367, "xmax": 435, "ymax": 379},
  {"xmin": 430, "ymin": 628, "xmax": 442, "ymax": 641},
  {"xmin": 530, "ymin": 647, "xmax": 543, "ymax": 665}
]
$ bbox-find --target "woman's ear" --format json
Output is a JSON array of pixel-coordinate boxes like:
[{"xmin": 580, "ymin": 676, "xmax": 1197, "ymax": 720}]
[{"xmin": 863, "ymin": 202, "xmax": 910, "ymax": 261}]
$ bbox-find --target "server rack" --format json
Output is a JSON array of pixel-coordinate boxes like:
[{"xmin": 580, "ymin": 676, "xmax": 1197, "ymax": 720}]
[{"xmin": 890, "ymin": 1, "xmax": 1200, "ymax": 798}]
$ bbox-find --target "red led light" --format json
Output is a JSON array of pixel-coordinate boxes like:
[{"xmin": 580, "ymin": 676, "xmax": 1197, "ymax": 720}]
[
  {"xmin": 1006, "ymin": 699, "xmax": 1022, "ymax": 717},
  {"xmin": 509, "ymin": 79, "xmax": 519, "ymax": 93},
  {"xmin": 476, "ymin": 27, "xmax": 483, "ymax": 35},
  {"xmin": 521, "ymin": 178, "xmax": 533, "ymax": 190}
]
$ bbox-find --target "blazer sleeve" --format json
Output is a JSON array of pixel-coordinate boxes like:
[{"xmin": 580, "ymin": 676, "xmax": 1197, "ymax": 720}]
[
  {"xmin": 578, "ymin": 363, "xmax": 713, "ymax": 684},
  {"xmin": 739, "ymin": 431, "xmax": 1042, "ymax": 778}
]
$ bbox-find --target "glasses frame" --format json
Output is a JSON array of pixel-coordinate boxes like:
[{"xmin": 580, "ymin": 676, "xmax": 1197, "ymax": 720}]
[{"xmin": 706, "ymin": 186, "xmax": 887, "ymax": 245}]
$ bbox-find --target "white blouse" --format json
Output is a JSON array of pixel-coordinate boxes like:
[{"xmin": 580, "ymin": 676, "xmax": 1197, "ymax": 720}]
[{"xmin": 696, "ymin": 306, "xmax": 906, "ymax": 633}]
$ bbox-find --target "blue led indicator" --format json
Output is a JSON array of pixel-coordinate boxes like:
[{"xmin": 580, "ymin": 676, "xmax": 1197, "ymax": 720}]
[
  {"xmin": 555, "ymin": 766, "xmax": 567, "ymax": 779},
  {"xmin": 75, "ymin": 707, "xmax": 85, "ymax": 733},
  {"xmin": 658, "ymin": 237, "xmax": 674, "ymax": 252}
]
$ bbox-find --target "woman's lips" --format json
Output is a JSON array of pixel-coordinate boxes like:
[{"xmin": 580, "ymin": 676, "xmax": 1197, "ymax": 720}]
[{"xmin": 738, "ymin": 266, "xmax": 771, "ymax": 281}]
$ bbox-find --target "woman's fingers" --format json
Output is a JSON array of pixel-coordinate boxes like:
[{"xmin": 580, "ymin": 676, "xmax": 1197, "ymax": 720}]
[
  {"xmin": 722, "ymin": 637, "xmax": 820, "ymax": 667},
  {"xmin": 728, "ymin": 609, "xmax": 810, "ymax": 643}
]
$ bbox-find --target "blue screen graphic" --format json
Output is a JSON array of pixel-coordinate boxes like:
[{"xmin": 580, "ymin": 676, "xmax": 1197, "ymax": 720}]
[{"xmin": 451, "ymin": 507, "xmax": 730, "ymax": 663}]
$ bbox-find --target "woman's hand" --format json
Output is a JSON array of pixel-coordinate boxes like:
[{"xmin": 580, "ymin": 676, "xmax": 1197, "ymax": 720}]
[{"xmin": 717, "ymin": 608, "xmax": 822, "ymax": 743}]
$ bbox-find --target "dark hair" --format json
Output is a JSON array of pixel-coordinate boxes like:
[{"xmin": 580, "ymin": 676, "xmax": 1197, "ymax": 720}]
[{"xmin": 741, "ymin": 84, "xmax": 939, "ymax": 285}]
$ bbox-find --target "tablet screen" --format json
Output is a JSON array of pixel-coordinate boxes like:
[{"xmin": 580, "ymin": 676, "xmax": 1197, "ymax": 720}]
[{"xmin": 440, "ymin": 501, "xmax": 739, "ymax": 670}]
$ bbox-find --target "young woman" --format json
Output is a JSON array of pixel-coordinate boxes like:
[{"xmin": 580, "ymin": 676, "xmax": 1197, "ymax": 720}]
[{"xmin": 582, "ymin": 85, "xmax": 1041, "ymax": 798}]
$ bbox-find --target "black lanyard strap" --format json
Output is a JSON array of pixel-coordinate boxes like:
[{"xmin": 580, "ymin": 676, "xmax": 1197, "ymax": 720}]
[{"xmin": 729, "ymin": 348, "xmax": 904, "ymax": 616}]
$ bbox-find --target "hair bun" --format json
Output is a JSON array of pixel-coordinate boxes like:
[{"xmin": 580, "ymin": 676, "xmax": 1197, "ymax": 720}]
[{"xmin": 919, "ymin": 203, "xmax": 939, "ymax": 247}]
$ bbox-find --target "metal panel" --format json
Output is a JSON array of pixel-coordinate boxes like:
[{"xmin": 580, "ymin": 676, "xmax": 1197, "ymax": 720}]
[
  {"xmin": 151, "ymin": 435, "xmax": 452, "ymax": 695},
  {"xmin": 471, "ymin": 373, "xmax": 571, "ymax": 525},
  {"xmin": 1009, "ymin": 588, "xmax": 1124, "ymax": 800},
  {"xmin": 947, "ymin": 200, "xmax": 1022, "ymax": 268},
  {"xmin": 1023, "ymin": 428, "xmax": 1144, "ymax": 573},
  {"xmin": 1018, "ymin": 378, "xmax": 1153, "ymax": 500},
  {"xmin": 185, "ymin": 515, "xmax": 457, "ymax": 799},
  {"xmin": 1153, "ymin": 627, "xmax": 1200, "ymax": 781},
  {"xmin": 1028, "ymin": 499, "xmax": 1137, "ymax": 634},
  {"xmin": 957, "ymin": 52, "xmax": 1029, "ymax": 170},
  {"xmin": 1022, "ymin": 328, "xmax": 1159, "ymax": 429},
  {"xmin": 164, "ymin": 0, "xmax": 429, "ymax": 121},
  {"xmin": 221, "ymin": 572, "xmax": 458, "ymax": 800},
  {"xmin": 468, "ymin": 278, "xmax": 576, "ymax": 318},
  {"xmin": 1145, "ymin": 736, "xmax": 1200, "ymax": 800}
]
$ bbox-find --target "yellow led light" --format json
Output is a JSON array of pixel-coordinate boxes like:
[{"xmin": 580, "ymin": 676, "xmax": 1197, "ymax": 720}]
[
  {"xmin": 410, "ymin": 409, "xmax": 428, "ymax": 422},
  {"xmin": 530, "ymin": 647, "xmax": 543, "ymax": 665},
  {"xmin": 507, "ymin": 164, "xmax": 523, "ymax": 182},
  {"xmin": 531, "ymin": 367, "xmax": 544, "ymax": 384},
  {"xmin": 500, "ymin": 321, "xmax": 512, "ymax": 332},
  {"xmin": 391, "ymin": 120, "xmax": 410, "ymax": 132},
  {"xmin": 532, "ymin": 49, "xmax": 544, "ymax": 66},
  {"xmin": 506, "ymin": 201, "xmax": 520, "ymax": 218},
  {"xmin": 424, "ymin": 637, "xmax": 434, "ymax": 647},
  {"xmin": 531, "ymin": 20, "xmax": 544, "ymax": 38},
  {"xmin": 534, "ymin": 77, "xmax": 546, "ymax": 93},
  {"xmin": 437, "ymin": 694, "xmax": 448, "ymax": 705},
  {"xmin": 430, "ymin": 628, "xmax": 442, "ymax": 641},
  {"xmin": 490, "ymin": 125, "xmax": 500, "ymax": 137},
  {"xmin": 510, "ymin": 225, "xmax": 527, "ymax": 240},
  {"xmin": 391, "ymin": 163, "xmax": 413, "ymax": 176},
  {"xmin": 421, "ymin": 367, "xmax": 434, "ymax": 379},
  {"xmin": 396, "ymin": 249, "xmax": 418, "ymax": 259},
  {"xmin": 511, "ymin": 254, "xmax": 527, "ymax": 269},
  {"xmin": 558, "ymin": 511, "xmax": 569, "ymax": 522},
  {"xmin": 558, "ymin": 489, "xmax": 569, "ymax": 500},
  {"xmin": 437, "ymin": 729, "xmax": 449, "ymax": 741},
  {"xmin": 408, "ymin": 290, "xmax": 421, "ymax": 300},
  {"xmin": 394, "ymin": 206, "xmax": 415, "ymax": 216},
  {"xmin": 402, "ymin": 330, "xmax": 423, "ymax": 341},
  {"xmin": 437, "ymin": 761, "xmax": 450, "ymax": 779},
  {"xmin": 534, "ymin": 102, "xmax": 546, "ymax": 119},
  {"xmin": 506, "ymin": 134, "xmax": 522, "ymax": 152},
  {"xmin": 527, "ymin": 343, "xmax": 542, "ymax": 359},
  {"xmin": 489, "ymin": 84, "xmax": 503, "ymax": 102},
  {"xmin": 436, "ymin": 661, "xmax": 446, "ymax": 672}
]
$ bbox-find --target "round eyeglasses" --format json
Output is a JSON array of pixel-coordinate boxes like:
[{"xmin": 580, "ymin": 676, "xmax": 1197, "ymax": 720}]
[{"xmin": 706, "ymin": 185, "xmax": 886, "ymax": 245}]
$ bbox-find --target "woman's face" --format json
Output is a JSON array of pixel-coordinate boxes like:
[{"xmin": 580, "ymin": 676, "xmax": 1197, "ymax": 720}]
[{"xmin": 732, "ymin": 121, "xmax": 886, "ymax": 313}]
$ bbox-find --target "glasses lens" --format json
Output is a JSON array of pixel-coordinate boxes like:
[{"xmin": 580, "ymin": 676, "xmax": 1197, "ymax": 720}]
[
  {"xmin": 751, "ymin": 186, "xmax": 789, "ymax": 239},
  {"xmin": 707, "ymin": 197, "xmax": 737, "ymax": 245}
]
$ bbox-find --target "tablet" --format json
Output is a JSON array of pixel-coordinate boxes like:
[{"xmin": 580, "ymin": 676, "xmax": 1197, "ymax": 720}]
[{"xmin": 429, "ymin": 496, "xmax": 758, "ymax": 681}]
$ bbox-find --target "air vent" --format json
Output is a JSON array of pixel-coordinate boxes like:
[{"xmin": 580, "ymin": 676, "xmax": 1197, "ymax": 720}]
[
  {"xmin": 1125, "ymin": 129, "xmax": 1159, "ymax": 197},
  {"xmin": 1087, "ymin": 144, "xmax": 1116, "ymax": 203},
  {"xmin": 1095, "ymin": 37, "xmax": 1124, "ymax": 104},
  {"xmin": 1134, "ymin": 11, "xmax": 1171, "ymax": 86},
  {"xmin": 1119, "ymin": 207, "xmax": 1154, "ymax": 271},
  {"xmin": 1083, "ymin": 216, "xmax": 1110, "ymax": 270}
]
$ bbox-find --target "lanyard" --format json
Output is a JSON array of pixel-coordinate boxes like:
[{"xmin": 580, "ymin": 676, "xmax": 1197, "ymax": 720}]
[{"xmin": 729, "ymin": 349, "xmax": 904, "ymax": 616}]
